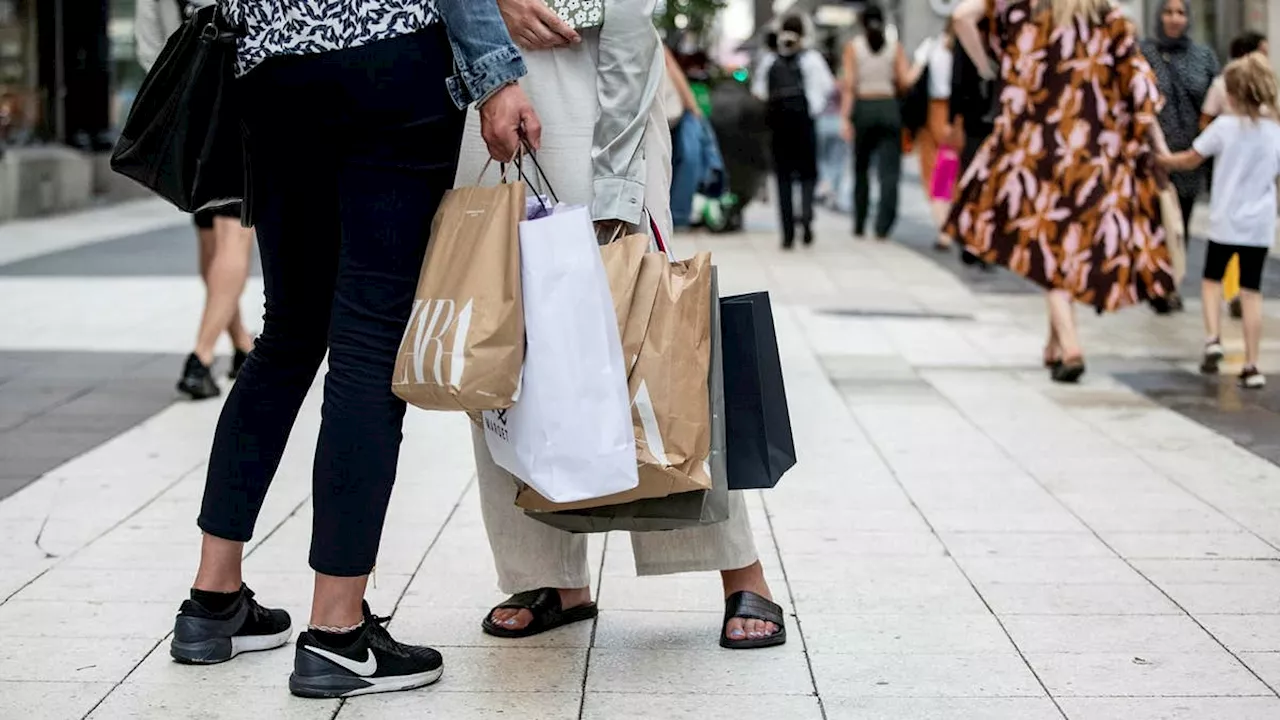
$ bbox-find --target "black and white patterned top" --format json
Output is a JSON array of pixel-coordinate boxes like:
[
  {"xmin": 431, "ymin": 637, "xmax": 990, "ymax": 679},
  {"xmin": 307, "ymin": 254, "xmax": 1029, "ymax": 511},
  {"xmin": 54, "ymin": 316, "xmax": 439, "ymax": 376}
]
[{"xmin": 223, "ymin": 0, "xmax": 439, "ymax": 77}]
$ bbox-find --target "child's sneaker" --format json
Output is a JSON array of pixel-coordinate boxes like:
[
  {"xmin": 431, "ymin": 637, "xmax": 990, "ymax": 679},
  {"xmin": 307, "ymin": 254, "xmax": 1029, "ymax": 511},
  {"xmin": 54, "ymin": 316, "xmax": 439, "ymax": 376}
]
[
  {"xmin": 1201, "ymin": 340, "xmax": 1225, "ymax": 374},
  {"xmin": 1239, "ymin": 366, "xmax": 1267, "ymax": 389}
]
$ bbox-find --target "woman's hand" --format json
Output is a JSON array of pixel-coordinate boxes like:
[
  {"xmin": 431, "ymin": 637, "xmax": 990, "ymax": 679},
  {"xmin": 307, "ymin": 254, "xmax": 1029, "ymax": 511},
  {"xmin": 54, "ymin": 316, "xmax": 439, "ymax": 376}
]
[
  {"xmin": 499, "ymin": 0, "xmax": 580, "ymax": 50},
  {"xmin": 841, "ymin": 118, "xmax": 855, "ymax": 143},
  {"xmin": 480, "ymin": 83, "xmax": 542, "ymax": 161}
]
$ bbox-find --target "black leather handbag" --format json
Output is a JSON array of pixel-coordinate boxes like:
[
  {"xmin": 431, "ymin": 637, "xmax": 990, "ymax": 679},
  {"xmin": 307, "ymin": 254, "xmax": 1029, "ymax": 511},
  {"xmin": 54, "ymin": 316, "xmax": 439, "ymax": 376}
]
[{"xmin": 111, "ymin": 4, "xmax": 244, "ymax": 214}]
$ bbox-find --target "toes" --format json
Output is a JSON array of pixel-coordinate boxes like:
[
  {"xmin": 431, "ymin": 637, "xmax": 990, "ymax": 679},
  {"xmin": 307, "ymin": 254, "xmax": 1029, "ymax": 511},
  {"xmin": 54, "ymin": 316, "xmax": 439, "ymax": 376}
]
[
  {"xmin": 764, "ymin": 621, "xmax": 778, "ymax": 637},
  {"xmin": 745, "ymin": 619, "xmax": 766, "ymax": 639},
  {"xmin": 490, "ymin": 608, "xmax": 533, "ymax": 630},
  {"xmin": 725, "ymin": 617, "xmax": 747, "ymax": 641}
]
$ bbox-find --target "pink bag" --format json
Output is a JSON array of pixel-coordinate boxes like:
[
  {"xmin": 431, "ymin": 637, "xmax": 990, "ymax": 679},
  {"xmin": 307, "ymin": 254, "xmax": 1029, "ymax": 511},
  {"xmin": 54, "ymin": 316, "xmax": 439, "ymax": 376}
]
[{"xmin": 930, "ymin": 148, "xmax": 960, "ymax": 202}]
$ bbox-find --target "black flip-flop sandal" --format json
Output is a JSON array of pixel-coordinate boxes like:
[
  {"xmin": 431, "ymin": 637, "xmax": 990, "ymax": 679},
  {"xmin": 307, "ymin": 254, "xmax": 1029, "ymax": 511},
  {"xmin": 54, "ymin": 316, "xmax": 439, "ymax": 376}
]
[
  {"xmin": 720, "ymin": 591, "xmax": 787, "ymax": 650},
  {"xmin": 480, "ymin": 588, "xmax": 598, "ymax": 639}
]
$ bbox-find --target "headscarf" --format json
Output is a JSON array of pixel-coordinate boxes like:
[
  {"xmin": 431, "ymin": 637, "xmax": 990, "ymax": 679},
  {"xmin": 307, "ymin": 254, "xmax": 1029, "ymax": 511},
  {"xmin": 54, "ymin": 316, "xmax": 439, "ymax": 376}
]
[{"xmin": 1152, "ymin": 0, "xmax": 1192, "ymax": 53}]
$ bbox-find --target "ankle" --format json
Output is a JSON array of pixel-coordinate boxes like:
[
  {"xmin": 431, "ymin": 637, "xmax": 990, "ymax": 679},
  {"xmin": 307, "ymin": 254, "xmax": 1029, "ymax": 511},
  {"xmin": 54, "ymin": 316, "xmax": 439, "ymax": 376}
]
[
  {"xmin": 557, "ymin": 587, "xmax": 592, "ymax": 606},
  {"xmin": 193, "ymin": 349, "xmax": 215, "ymax": 367}
]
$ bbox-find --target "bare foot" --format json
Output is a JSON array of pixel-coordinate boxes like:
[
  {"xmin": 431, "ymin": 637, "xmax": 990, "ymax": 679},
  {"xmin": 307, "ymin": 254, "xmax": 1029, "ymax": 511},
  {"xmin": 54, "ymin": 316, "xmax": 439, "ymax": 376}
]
[
  {"xmin": 489, "ymin": 587, "xmax": 591, "ymax": 632},
  {"xmin": 720, "ymin": 561, "xmax": 779, "ymax": 642}
]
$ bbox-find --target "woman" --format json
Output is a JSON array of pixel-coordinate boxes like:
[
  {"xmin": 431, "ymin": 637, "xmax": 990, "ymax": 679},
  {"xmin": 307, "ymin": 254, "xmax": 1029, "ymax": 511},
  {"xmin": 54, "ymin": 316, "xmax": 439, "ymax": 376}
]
[
  {"xmin": 841, "ymin": 3, "xmax": 911, "ymax": 240},
  {"xmin": 135, "ymin": 0, "xmax": 256, "ymax": 399},
  {"xmin": 753, "ymin": 14, "xmax": 836, "ymax": 248},
  {"xmin": 947, "ymin": 0, "xmax": 1175, "ymax": 383},
  {"xmin": 1141, "ymin": 0, "xmax": 1219, "ymax": 312},
  {"xmin": 912, "ymin": 22, "xmax": 961, "ymax": 249},
  {"xmin": 456, "ymin": 0, "xmax": 785, "ymax": 650},
  {"xmin": 170, "ymin": 0, "xmax": 540, "ymax": 699}
]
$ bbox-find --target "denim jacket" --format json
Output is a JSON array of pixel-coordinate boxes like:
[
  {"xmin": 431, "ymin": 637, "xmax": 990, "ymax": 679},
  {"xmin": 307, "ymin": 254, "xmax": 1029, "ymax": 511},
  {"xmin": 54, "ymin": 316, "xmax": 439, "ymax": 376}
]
[{"xmin": 436, "ymin": 0, "xmax": 528, "ymax": 108}]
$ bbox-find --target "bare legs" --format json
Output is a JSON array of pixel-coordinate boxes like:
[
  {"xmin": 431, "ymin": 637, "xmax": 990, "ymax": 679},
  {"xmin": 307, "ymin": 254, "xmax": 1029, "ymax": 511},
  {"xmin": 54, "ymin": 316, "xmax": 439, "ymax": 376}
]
[
  {"xmin": 1046, "ymin": 290, "xmax": 1082, "ymax": 361},
  {"xmin": 1241, "ymin": 290, "xmax": 1263, "ymax": 370},
  {"xmin": 194, "ymin": 217, "xmax": 256, "ymax": 366},
  {"xmin": 1202, "ymin": 278, "xmax": 1224, "ymax": 345}
]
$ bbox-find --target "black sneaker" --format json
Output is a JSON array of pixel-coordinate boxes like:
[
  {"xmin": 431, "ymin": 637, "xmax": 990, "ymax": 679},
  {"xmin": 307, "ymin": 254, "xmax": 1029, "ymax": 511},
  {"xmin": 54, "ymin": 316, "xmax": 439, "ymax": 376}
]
[
  {"xmin": 177, "ymin": 353, "xmax": 220, "ymax": 400},
  {"xmin": 1201, "ymin": 340, "xmax": 1225, "ymax": 375},
  {"xmin": 290, "ymin": 603, "xmax": 443, "ymax": 699},
  {"xmin": 170, "ymin": 585, "xmax": 292, "ymax": 664},
  {"xmin": 1240, "ymin": 366, "xmax": 1267, "ymax": 389},
  {"xmin": 802, "ymin": 224, "xmax": 814, "ymax": 246},
  {"xmin": 229, "ymin": 347, "xmax": 251, "ymax": 380}
]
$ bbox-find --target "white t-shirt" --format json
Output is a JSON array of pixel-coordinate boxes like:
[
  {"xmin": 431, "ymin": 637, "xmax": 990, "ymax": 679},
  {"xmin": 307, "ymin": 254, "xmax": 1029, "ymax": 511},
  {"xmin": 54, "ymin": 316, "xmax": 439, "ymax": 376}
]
[
  {"xmin": 913, "ymin": 36, "xmax": 953, "ymax": 100},
  {"xmin": 1193, "ymin": 115, "xmax": 1280, "ymax": 248}
]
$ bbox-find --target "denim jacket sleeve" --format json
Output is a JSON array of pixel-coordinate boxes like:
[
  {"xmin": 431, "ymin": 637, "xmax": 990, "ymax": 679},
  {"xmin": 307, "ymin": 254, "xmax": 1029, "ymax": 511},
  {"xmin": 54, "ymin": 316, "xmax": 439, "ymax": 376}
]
[{"xmin": 434, "ymin": 0, "xmax": 528, "ymax": 108}]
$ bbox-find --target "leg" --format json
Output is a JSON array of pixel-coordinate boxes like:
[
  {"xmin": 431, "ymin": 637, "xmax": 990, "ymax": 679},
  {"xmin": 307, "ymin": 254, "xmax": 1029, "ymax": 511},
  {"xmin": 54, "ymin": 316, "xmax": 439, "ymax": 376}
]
[
  {"xmin": 799, "ymin": 178, "xmax": 816, "ymax": 243},
  {"xmin": 630, "ymin": 492, "xmax": 779, "ymax": 643},
  {"xmin": 1045, "ymin": 290, "xmax": 1082, "ymax": 359},
  {"xmin": 775, "ymin": 164, "xmax": 796, "ymax": 247},
  {"xmin": 875, "ymin": 117, "xmax": 903, "ymax": 238},
  {"xmin": 471, "ymin": 425, "xmax": 591, "ymax": 631},
  {"xmin": 305, "ymin": 108, "xmax": 465, "ymax": 626},
  {"xmin": 193, "ymin": 215, "xmax": 255, "ymax": 366},
  {"xmin": 1237, "ymin": 246, "xmax": 1269, "ymax": 371},
  {"xmin": 916, "ymin": 124, "xmax": 938, "ymax": 202},
  {"xmin": 1201, "ymin": 240, "xmax": 1233, "ymax": 343},
  {"xmin": 852, "ymin": 122, "xmax": 873, "ymax": 236}
]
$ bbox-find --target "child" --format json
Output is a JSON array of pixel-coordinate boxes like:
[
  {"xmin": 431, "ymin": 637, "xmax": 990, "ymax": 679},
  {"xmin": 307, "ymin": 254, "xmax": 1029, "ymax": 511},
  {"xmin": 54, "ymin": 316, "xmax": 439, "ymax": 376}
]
[{"xmin": 1160, "ymin": 53, "xmax": 1280, "ymax": 388}]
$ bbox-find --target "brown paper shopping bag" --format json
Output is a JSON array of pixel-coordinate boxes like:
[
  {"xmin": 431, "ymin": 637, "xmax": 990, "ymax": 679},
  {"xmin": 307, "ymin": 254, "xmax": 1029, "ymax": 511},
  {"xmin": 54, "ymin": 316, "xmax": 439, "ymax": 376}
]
[
  {"xmin": 392, "ymin": 181, "xmax": 525, "ymax": 412},
  {"xmin": 517, "ymin": 251, "xmax": 715, "ymax": 512},
  {"xmin": 600, "ymin": 236, "xmax": 663, "ymax": 374}
]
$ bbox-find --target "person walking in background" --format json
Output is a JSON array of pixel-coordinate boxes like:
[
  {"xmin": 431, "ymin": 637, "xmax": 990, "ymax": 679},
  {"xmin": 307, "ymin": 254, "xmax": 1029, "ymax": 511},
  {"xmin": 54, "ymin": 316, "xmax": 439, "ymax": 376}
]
[
  {"xmin": 947, "ymin": 0, "xmax": 1175, "ymax": 384},
  {"xmin": 136, "ymin": 0, "xmax": 256, "ymax": 399},
  {"xmin": 462, "ymin": 0, "xmax": 784, "ymax": 651},
  {"xmin": 815, "ymin": 35, "xmax": 851, "ymax": 213},
  {"xmin": 666, "ymin": 45, "xmax": 711, "ymax": 229},
  {"xmin": 1160, "ymin": 53, "xmax": 1280, "ymax": 389},
  {"xmin": 169, "ymin": 0, "xmax": 540, "ymax": 699},
  {"xmin": 947, "ymin": 12, "xmax": 997, "ymax": 270},
  {"xmin": 841, "ymin": 3, "xmax": 910, "ymax": 241},
  {"xmin": 753, "ymin": 15, "xmax": 835, "ymax": 249},
  {"xmin": 1141, "ymin": 0, "xmax": 1219, "ymax": 314},
  {"xmin": 910, "ymin": 21, "xmax": 961, "ymax": 250},
  {"xmin": 1201, "ymin": 31, "xmax": 1268, "ymax": 321}
]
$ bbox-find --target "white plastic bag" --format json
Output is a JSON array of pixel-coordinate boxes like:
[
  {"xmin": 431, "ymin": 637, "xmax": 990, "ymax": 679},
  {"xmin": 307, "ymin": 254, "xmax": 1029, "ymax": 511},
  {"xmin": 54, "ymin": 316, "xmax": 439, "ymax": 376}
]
[{"xmin": 483, "ymin": 204, "xmax": 639, "ymax": 503}]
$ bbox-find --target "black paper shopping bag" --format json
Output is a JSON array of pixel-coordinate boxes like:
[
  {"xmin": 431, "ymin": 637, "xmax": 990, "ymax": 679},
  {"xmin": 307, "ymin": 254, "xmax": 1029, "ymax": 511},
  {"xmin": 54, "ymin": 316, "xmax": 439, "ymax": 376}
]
[{"xmin": 721, "ymin": 292, "xmax": 796, "ymax": 489}]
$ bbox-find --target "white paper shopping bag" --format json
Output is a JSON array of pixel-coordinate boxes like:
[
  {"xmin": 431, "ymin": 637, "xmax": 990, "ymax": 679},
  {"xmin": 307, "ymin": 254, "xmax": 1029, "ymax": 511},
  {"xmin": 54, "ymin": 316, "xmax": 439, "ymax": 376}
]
[{"xmin": 483, "ymin": 204, "xmax": 639, "ymax": 503}]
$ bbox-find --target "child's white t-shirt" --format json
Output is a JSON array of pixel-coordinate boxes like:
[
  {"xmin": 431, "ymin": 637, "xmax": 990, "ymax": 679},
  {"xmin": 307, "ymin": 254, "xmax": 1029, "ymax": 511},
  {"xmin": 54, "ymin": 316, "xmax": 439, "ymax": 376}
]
[{"xmin": 1194, "ymin": 115, "xmax": 1280, "ymax": 248}]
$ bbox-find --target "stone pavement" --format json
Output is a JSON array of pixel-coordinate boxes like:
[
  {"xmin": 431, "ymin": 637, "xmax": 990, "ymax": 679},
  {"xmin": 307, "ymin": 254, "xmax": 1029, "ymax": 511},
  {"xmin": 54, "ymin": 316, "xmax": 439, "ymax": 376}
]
[{"xmin": 3, "ymin": 194, "xmax": 1280, "ymax": 719}]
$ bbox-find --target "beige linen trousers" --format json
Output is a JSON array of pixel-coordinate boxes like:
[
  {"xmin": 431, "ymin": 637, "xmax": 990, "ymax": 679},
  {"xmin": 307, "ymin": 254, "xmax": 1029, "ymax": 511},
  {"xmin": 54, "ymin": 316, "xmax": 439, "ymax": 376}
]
[{"xmin": 453, "ymin": 27, "xmax": 758, "ymax": 596}]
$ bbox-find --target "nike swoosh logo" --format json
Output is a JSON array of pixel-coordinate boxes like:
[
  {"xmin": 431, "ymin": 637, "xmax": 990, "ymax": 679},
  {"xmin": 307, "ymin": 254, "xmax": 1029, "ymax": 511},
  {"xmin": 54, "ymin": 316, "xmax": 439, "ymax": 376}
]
[{"xmin": 306, "ymin": 645, "xmax": 378, "ymax": 677}]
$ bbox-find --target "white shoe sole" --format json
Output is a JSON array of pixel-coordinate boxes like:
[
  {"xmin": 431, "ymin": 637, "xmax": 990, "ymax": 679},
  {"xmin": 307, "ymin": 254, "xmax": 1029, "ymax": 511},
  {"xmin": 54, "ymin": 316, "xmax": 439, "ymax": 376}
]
[
  {"xmin": 230, "ymin": 628, "xmax": 293, "ymax": 658},
  {"xmin": 330, "ymin": 668, "xmax": 444, "ymax": 698}
]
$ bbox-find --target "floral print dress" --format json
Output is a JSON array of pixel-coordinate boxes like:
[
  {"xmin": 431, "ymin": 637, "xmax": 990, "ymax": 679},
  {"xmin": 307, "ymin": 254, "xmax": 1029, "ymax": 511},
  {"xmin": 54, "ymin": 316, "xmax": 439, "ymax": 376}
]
[{"xmin": 944, "ymin": 0, "xmax": 1176, "ymax": 312}]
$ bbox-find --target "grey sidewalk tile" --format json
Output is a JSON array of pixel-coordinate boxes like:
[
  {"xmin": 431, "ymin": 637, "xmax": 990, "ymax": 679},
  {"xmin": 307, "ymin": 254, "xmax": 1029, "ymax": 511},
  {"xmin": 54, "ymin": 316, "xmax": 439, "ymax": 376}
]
[
  {"xmin": 0, "ymin": 680, "xmax": 113, "ymax": 720},
  {"xmin": 89, "ymin": 683, "xmax": 335, "ymax": 720},
  {"xmin": 1134, "ymin": 582, "xmax": 1280, "ymax": 615},
  {"xmin": 1057, "ymin": 697, "xmax": 1280, "ymax": 720},
  {"xmin": 0, "ymin": 636, "xmax": 159, "ymax": 682},
  {"xmin": 769, "ymin": 530, "xmax": 947, "ymax": 557},
  {"xmin": 1000, "ymin": 615, "xmax": 1221, "ymax": 654},
  {"xmin": 1103, "ymin": 532, "xmax": 1280, "ymax": 560},
  {"xmin": 1025, "ymin": 651, "xmax": 1272, "ymax": 697},
  {"xmin": 790, "ymin": 578, "xmax": 990, "ymax": 616},
  {"xmin": 592, "ymin": 611, "xmax": 801, "ymax": 654},
  {"xmin": 1240, "ymin": 652, "xmax": 1280, "ymax": 691},
  {"xmin": 803, "ymin": 613, "xmax": 1015, "ymax": 655},
  {"xmin": 979, "ymin": 583, "xmax": 1183, "ymax": 616},
  {"xmin": 581, "ymin": 693, "xmax": 823, "ymax": 720},
  {"xmin": 1128, "ymin": 558, "xmax": 1280, "ymax": 586},
  {"xmin": 14, "ymin": 568, "xmax": 191, "ymax": 603},
  {"xmin": 585, "ymin": 648, "xmax": 812, "ymax": 695},
  {"xmin": 339, "ymin": 692, "xmax": 581, "ymax": 720},
  {"xmin": 127, "ymin": 640, "xmax": 294, "ymax": 688},
  {"xmin": 810, "ymin": 653, "xmax": 1043, "ymax": 698},
  {"xmin": 959, "ymin": 558, "xmax": 1148, "ymax": 586},
  {"xmin": 1197, "ymin": 614, "xmax": 1280, "ymax": 653},
  {"xmin": 0, "ymin": 600, "xmax": 176, "ymax": 639},
  {"xmin": 940, "ymin": 532, "xmax": 1114, "ymax": 559},
  {"xmin": 923, "ymin": 509, "xmax": 1090, "ymax": 534},
  {"xmin": 780, "ymin": 556, "xmax": 973, "ymax": 584},
  {"xmin": 430, "ymin": 648, "xmax": 586, "ymax": 693},
  {"xmin": 823, "ymin": 697, "xmax": 1061, "ymax": 720}
]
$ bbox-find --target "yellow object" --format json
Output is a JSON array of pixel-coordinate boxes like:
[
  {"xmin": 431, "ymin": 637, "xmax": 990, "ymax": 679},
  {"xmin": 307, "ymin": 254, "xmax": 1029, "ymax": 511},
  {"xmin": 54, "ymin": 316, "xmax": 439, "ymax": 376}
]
[{"xmin": 1224, "ymin": 254, "xmax": 1241, "ymax": 301}]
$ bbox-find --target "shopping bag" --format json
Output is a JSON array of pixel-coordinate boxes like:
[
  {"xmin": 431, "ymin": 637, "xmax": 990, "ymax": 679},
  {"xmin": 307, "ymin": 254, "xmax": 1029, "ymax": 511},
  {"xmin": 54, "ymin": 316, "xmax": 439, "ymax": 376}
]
[
  {"xmin": 1158, "ymin": 185, "xmax": 1186, "ymax": 283},
  {"xmin": 392, "ymin": 181, "xmax": 525, "ymax": 412},
  {"xmin": 523, "ymin": 268, "xmax": 729, "ymax": 532},
  {"xmin": 929, "ymin": 147, "xmax": 960, "ymax": 202},
  {"xmin": 482, "ymin": 204, "xmax": 638, "ymax": 504},
  {"xmin": 721, "ymin": 292, "xmax": 797, "ymax": 490},
  {"xmin": 515, "ymin": 251, "xmax": 715, "ymax": 512},
  {"xmin": 600, "ymin": 236, "xmax": 664, "ymax": 374}
]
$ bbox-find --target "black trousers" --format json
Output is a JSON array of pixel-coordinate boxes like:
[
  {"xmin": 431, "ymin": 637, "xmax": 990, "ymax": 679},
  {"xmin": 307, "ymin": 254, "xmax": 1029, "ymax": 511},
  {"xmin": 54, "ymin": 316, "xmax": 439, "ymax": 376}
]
[
  {"xmin": 769, "ymin": 113, "xmax": 818, "ymax": 246},
  {"xmin": 851, "ymin": 98, "xmax": 902, "ymax": 238},
  {"xmin": 197, "ymin": 27, "xmax": 465, "ymax": 577}
]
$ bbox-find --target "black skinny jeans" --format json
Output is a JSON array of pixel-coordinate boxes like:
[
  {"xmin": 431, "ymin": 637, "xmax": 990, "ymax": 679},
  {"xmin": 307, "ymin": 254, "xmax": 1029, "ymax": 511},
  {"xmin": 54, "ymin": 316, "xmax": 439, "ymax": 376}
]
[{"xmin": 197, "ymin": 28, "xmax": 465, "ymax": 577}]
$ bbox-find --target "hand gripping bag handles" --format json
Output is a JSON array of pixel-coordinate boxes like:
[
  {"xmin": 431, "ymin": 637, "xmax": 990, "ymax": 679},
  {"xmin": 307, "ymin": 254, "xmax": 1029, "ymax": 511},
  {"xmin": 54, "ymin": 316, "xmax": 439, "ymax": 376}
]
[
  {"xmin": 392, "ymin": 162, "xmax": 526, "ymax": 412},
  {"xmin": 481, "ymin": 151, "xmax": 639, "ymax": 504},
  {"xmin": 111, "ymin": 4, "xmax": 244, "ymax": 215}
]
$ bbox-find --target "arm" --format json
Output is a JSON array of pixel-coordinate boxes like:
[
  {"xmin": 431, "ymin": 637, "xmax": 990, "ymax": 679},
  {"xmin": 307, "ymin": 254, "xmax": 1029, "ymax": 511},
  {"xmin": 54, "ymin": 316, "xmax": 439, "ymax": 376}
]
[
  {"xmin": 134, "ymin": 0, "xmax": 168, "ymax": 73},
  {"xmin": 664, "ymin": 46, "xmax": 702, "ymax": 117},
  {"xmin": 953, "ymin": 0, "xmax": 995, "ymax": 80},
  {"xmin": 840, "ymin": 41, "xmax": 857, "ymax": 138},
  {"xmin": 894, "ymin": 44, "xmax": 918, "ymax": 94},
  {"xmin": 751, "ymin": 54, "xmax": 775, "ymax": 103},
  {"xmin": 497, "ymin": 0, "xmax": 579, "ymax": 50},
  {"xmin": 804, "ymin": 51, "xmax": 837, "ymax": 118},
  {"xmin": 434, "ymin": 0, "xmax": 529, "ymax": 109},
  {"xmin": 590, "ymin": 0, "xmax": 663, "ymax": 226},
  {"xmin": 1158, "ymin": 149, "xmax": 1205, "ymax": 172}
]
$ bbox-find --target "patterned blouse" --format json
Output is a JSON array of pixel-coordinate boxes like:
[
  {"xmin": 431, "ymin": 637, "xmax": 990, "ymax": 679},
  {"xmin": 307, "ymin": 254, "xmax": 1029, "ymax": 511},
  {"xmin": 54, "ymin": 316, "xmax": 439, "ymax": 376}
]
[{"xmin": 223, "ymin": 0, "xmax": 440, "ymax": 77}]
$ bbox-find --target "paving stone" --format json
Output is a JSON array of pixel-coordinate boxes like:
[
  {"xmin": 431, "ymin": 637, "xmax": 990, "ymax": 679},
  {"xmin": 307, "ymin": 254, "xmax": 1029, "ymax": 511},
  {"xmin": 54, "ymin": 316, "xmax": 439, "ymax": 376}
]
[
  {"xmin": 810, "ymin": 653, "xmax": 1042, "ymax": 698},
  {"xmin": 89, "ymin": 683, "xmax": 335, "ymax": 720},
  {"xmin": 1197, "ymin": 614, "xmax": 1280, "ymax": 653},
  {"xmin": 979, "ymin": 583, "xmax": 1183, "ymax": 616},
  {"xmin": 803, "ymin": 613, "xmax": 1014, "ymax": 655},
  {"xmin": 1103, "ymin": 532, "xmax": 1280, "ymax": 560},
  {"xmin": 940, "ymin": 532, "xmax": 1115, "ymax": 559},
  {"xmin": 1025, "ymin": 651, "xmax": 1271, "ymax": 697},
  {"xmin": 586, "ymin": 648, "xmax": 812, "ymax": 695},
  {"xmin": 823, "ymin": 697, "xmax": 1061, "ymax": 720},
  {"xmin": 1001, "ymin": 614, "xmax": 1221, "ymax": 654},
  {"xmin": 0, "ymin": 680, "xmax": 113, "ymax": 720},
  {"xmin": 1057, "ymin": 697, "xmax": 1280, "ymax": 720},
  {"xmin": 581, "ymin": 693, "xmax": 823, "ymax": 720},
  {"xmin": 339, "ymin": 691, "xmax": 581, "ymax": 720}
]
